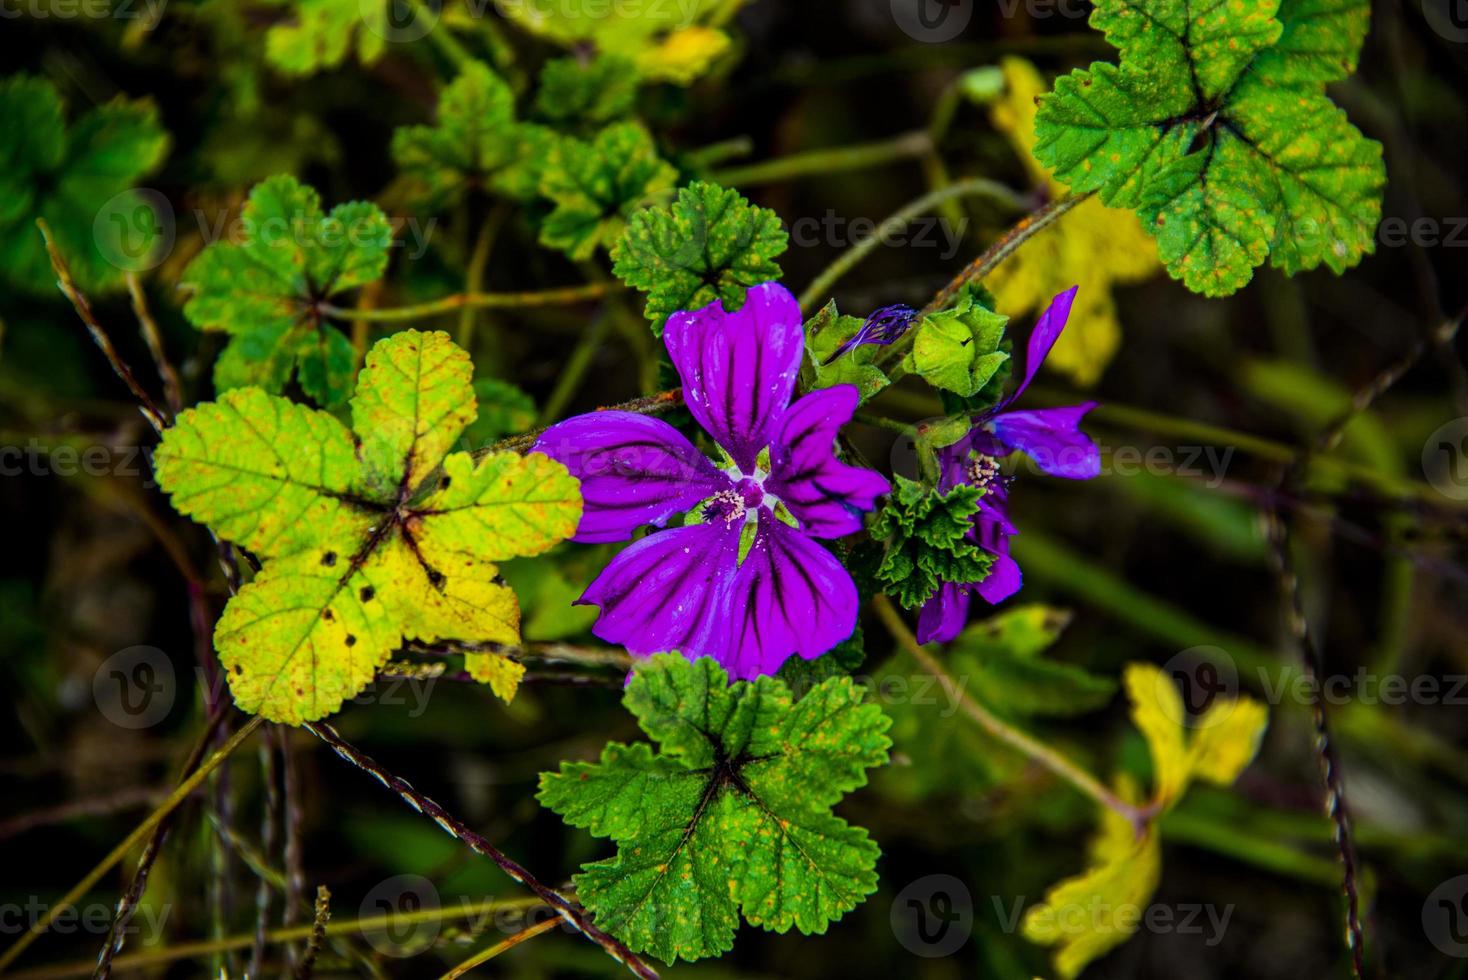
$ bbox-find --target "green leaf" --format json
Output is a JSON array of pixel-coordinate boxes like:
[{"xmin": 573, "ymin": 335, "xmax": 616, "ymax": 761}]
[
  {"xmin": 1033, "ymin": 0, "xmax": 1384, "ymax": 296},
  {"xmin": 154, "ymin": 330, "xmax": 584, "ymax": 723},
  {"xmin": 533, "ymin": 55, "xmax": 638, "ymax": 125},
  {"xmin": 263, "ymin": 0, "xmax": 388, "ymax": 77},
  {"xmin": 538, "ymin": 655, "xmax": 891, "ymax": 964},
  {"xmin": 179, "ymin": 175, "xmax": 392, "ymax": 407},
  {"xmin": 538, "ymin": 123, "xmax": 677, "ymax": 261},
  {"xmin": 462, "ymin": 378, "xmax": 537, "ymax": 447},
  {"xmin": 872, "ymin": 475, "xmax": 994, "ymax": 610},
  {"xmin": 801, "ymin": 302, "xmax": 891, "ymax": 404},
  {"xmin": 951, "ymin": 606, "xmax": 1116, "ymax": 718},
  {"xmin": 392, "ymin": 61, "xmax": 550, "ymax": 211},
  {"xmin": 902, "ymin": 289, "xmax": 1009, "ymax": 396},
  {"xmin": 0, "ymin": 75, "xmax": 168, "ymax": 294},
  {"xmin": 612, "ymin": 181, "xmax": 787, "ymax": 333}
]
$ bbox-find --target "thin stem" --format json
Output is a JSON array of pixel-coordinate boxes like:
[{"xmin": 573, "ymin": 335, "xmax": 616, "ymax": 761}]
[
  {"xmin": 6, "ymin": 897, "xmax": 544, "ymax": 980},
  {"xmin": 872, "ymin": 595, "xmax": 1149, "ymax": 832},
  {"xmin": 293, "ymin": 887, "xmax": 331, "ymax": 980},
  {"xmin": 38, "ymin": 220, "xmax": 167, "ymax": 434},
  {"xmin": 481, "ymin": 387, "xmax": 683, "ymax": 456},
  {"xmin": 456, "ymin": 201, "xmax": 510, "ymax": 350},
  {"xmin": 918, "ymin": 191, "xmax": 1092, "ymax": 318},
  {"xmin": 125, "ymin": 274, "xmax": 182, "ymax": 417},
  {"xmin": 95, "ymin": 709, "xmax": 232, "ymax": 978},
  {"xmin": 437, "ymin": 917, "xmax": 561, "ymax": 979},
  {"xmin": 1257, "ymin": 305, "xmax": 1460, "ymax": 979},
  {"xmin": 304, "ymin": 722, "xmax": 659, "ymax": 980},
  {"xmin": 320, "ymin": 282, "xmax": 618, "ymax": 323},
  {"xmin": 852, "ymin": 412, "xmax": 913, "ymax": 436},
  {"xmin": 537, "ymin": 310, "xmax": 612, "ymax": 426},
  {"xmin": 710, "ymin": 130, "xmax": 932, "ymax": 187},
  {"xmin": 0, "ymin": 715, "xmax": 264, "ymax": 974},
  {"xmin": 798, "ymin": 177, "xmax": 1027, "ymax": 313}
]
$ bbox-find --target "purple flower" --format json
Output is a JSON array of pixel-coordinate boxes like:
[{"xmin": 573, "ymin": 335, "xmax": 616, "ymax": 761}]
[
  {"xmin": 824, "ymin": 304, "xmax": 919, "ymax": 364},
  {"xmin": 916, "ymin": 285, "xmax": 1101, "ymax": 644},
  {"xmin": 533, "ymin": 282, "xmax": 890, "ymax": 680}
]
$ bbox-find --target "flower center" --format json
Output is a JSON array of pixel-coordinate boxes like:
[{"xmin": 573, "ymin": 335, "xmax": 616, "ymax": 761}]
[
  {"xmin": 704, "ymin": 477, "xmax": 767, "ymax": 526},
  {"xmin": 967, "ymin": 453, "xmax": 1002, "ymax": 491}
]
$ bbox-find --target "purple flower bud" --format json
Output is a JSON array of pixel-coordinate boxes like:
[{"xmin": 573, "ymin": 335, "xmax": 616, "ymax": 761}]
[{"xmin": 824, "ymin": 304, "xmax": 919, "ymax": 364}]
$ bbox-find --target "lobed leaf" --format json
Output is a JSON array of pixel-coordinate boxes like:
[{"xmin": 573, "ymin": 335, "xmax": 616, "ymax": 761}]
[
  {"xmin": 180, "ymin": 175, "xmax": 392, "ymax": 407},
  {"xmin": 1033, "ymin": 0, "xmax": 1384, "ymax": 295},
  {"xmin": 538, "ymin": 655, "xmax": 890, "ymax": 963},
  {"xmin": 612, "ymin": 181, "xmax": 787, "ymax": 333},
  {"xmin": 154, "ymin": 330, "xmax": 583, "ymax": 723}
]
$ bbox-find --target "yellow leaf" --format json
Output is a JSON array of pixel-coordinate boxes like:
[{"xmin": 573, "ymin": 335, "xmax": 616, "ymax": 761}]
[
  {"xmin": 635, "ymin": 27, "xmax": 731, "ymax": 84},
  {"xmin": 986, "ymin": 57, "xmax": 1160, "ymax": 386},
  {"xmin": 1188, "ymin": 696, "xmax": 1270, "ymax": 785},
  {"xmin": 1022, "ymin": 775, "xmax": 1161, "ymax": 979},
  {"xmin": 1123, "ymin": 663, "xmax": 1191, "ymax": 807},
  {"xmin": 466, "ymin": 651, "xmax": 526, "ymax": 702}
]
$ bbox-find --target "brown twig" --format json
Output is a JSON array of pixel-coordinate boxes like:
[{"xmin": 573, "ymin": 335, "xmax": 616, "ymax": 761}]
[
  {"xmin": 125, "ymin": 274, "xmax": 183, "ymax": 418},
  {"xmin": 304, "ymin": 722, "xmax": 659, "ymax": 980},
  {"xmin": 0, "ymin": 787, "xmax": 162, "ymax": 842},
  {"xmin": 917, "ymin": 191, "xmax": 1091, "ymax": 319},
  {"xmin": 1261, "ymin": 305, "xmax": 1464, "ymax": 979},
  {"xmin": 37, "ymin": 220, "xmax": 167, "ymax": 434},
  {"xmin": 481, "ymin": 387, "xmax": 684, "ymax": 456},
  {"xmin": 293, "ymin": 887, "xmax": 330, "ymax": 980},
  {"xmin": 93, "ymin": 709, "xmax": 233, "ymax": 978}
]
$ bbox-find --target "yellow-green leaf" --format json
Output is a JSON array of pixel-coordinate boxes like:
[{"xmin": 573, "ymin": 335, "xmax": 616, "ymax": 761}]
[
  {"xmin": 153, "ymin": 387, "xmax": 370, "ymax": 560},
  {"xmin": 1022, "ymin": 776, "xmax": 1162, "ymax": 980},
  {"xmin": 351, "ymin": 328, "xmax": 475, "ymax": 495},
  {"xmin": 155, "ymin": 330, "xmax": 583, "ymax": 724}
]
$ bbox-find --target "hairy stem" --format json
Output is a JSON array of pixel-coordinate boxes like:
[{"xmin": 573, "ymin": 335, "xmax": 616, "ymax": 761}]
[
  {"xmin": 798, "ymin": 177, "xmax": 1027, "ymax": 313},
  {"xmin": 320, "ymin": 282, "xmax": 618, "ymax": 323},
  {"xmin": 872, "ymin": 595, "xmax": 1149, "ymax": 832},
  {"xmin": 304, "ymin": 722, "xmax": 659, "ymax": 980}
]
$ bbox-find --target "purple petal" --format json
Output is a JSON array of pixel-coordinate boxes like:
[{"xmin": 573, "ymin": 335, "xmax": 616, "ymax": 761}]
[
  {"xmin": 767, "ymin": 385, "xmax": 891, "ymax": 539},
  {"xmin": 532, "ymin": 412, "xmax": 731, "ymax": 543},
  {"xmin": 1004, "ymin": 285, "xmax": 1078, "ymax": 407},
  {"xmin": 916, "ymin": 582, "xmax": 971, "ymax": 645},
  {"xmin": 975, "ymin": 549, "xmax": 1022, "ymax": 603},
  {"xmin": 664, "ymin": 282, "xmax": 803, "ymax": 472},
  {"xmin": 721, "ymin": 512, "xmax": 859, "ymax": 679},
  {"xmin": 578, "ymin": 521, "xmax": 741, "ymax": 657},
  {"xmin": 988, "ymin": 402, "xmax": 1100, "ymax": 479}
]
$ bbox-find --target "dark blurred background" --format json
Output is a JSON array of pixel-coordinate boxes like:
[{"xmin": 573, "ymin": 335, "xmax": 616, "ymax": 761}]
[{"xmin": 2, "ymin": 0, "xmax": 1466, "ymax": 977}]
